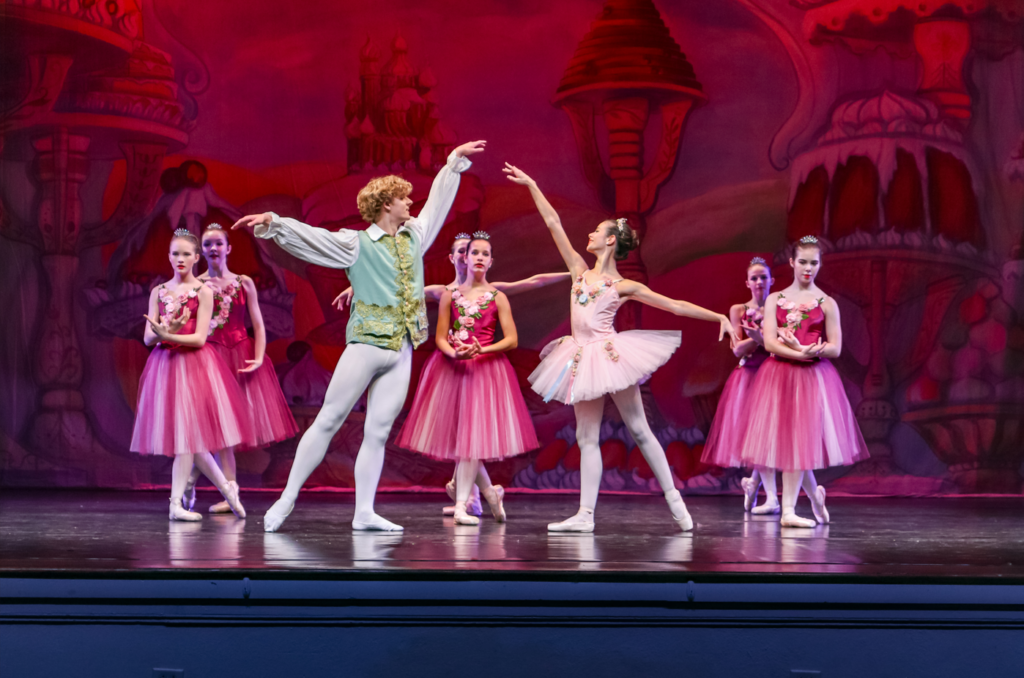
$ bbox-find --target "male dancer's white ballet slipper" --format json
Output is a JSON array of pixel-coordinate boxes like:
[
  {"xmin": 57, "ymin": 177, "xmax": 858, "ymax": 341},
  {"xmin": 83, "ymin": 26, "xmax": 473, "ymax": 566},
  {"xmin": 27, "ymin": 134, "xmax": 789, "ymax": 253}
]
[
  {"xmin": 482, "ymin": 485, "xmax": 506, "ymax": 523},
  {"xmin": 665, "ymin": 489, "xmax": 693, "ymax": 532},
  {"xmin": 810, "ymin": 485, "xmax": 830, "ymax": 524},
  {"xmin": 780, "ymin": 512, "xmax": 817, "ymax": 528},
  {"xmin": 547, "ymin": 507, "xmax": 595, "ymax": 533},
  {"xmin": 263, "ymin": 498, "xmax": 294, "ymax": 533},
  {"xmin": 223, "ymin": 480, "xmax": 246, "ymax": 519},
  {"xmin": 453, "ymin": 501, "xmax": 480, "ymax": 526},
  {"xmin": 209, "ymin": 500, "xmax": 232, "ymax": 514},
  {"xmin": 169, "ymin": 497, "xmax": 202, "ymax": 522},
  {"xmin": 740, "ymin": 476, "xmax": 758, "ymax": 513},
  {"xmin": 352, "ymin": 513, "xmax": 404, "ymax": 532}
]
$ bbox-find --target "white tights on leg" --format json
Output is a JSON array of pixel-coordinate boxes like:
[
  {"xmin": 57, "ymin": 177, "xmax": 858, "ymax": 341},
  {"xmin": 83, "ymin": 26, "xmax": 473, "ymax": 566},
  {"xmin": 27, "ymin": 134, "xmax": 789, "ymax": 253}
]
[
  {"xmin": 548, "ymin": 385, "xmax": 691, "ymax": 532},
  {"xmin": 751, "ymin": 467, "xmax": 780, "ymax": 514},
  {"xmin": 453, "ymin": 459, "xmax": 481, "ymax": 525},
  {"xmin": 781, "ymin": 470, "xmax": 818, "ymax": 528},
  {"xmin": 264, "ymin": 342, "xmax": 412, "ymax": 533}
]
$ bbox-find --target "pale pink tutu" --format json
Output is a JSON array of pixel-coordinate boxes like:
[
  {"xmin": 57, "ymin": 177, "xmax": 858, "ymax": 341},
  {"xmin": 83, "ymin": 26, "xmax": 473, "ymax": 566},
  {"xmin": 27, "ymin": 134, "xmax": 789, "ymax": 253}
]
[
  {"xmin": 397, "ymin": 350, "xmax": 539, "ymax": 461},
  {"xmin": 131, "ymin": 345, "xmax": 256, "ymax": 457},
  {"xmin": 213, "ymin": 339, "xmax": 299, "ymax": 447},
  {"xmin": 700, "ymin": 364, "xmax": 760, "ymax": 468},
  {"xmin": 737, "ymin": 357, "xmax": 869, "ymax": 471},
  {"xmin": 529, "ymin": 330, "xmax": 681, "ymax": 404}
]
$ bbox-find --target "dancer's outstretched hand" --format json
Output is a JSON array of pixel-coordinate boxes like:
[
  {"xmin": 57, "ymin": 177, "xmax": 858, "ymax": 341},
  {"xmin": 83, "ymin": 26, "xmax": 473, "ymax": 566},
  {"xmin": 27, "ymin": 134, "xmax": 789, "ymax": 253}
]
[
  {"xmin": 239, "ymin": 359, "xmax": 263, "ymax": 374},
  {"xmin": 232, "ymin": 213, "xmax": 273, "ymax": 230},
  {"xmin": 454, "ymin": 140, "xmax": 487, "ymax": 158},
  {"xmin": 718, "ymin": 316, "xmax": 740, "ymax": 344},
  {"xmin": 503, "ymin": 163, "xmax": 535, "ymax": 186},
  {"xmin": 333, "ymin": 287, "xmax": 353, "ymax": 311}
]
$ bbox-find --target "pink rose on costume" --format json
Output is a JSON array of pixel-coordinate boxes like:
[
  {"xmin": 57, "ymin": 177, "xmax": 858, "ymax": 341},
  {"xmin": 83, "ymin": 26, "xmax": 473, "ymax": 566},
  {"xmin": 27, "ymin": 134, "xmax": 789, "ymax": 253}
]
[
  {"xmin": 786, "ymin": 312, "xmax": 802, "ymax": 326},
  {"xmin": 780, "ymin": 299, "xmax": 796, "ymax": 311},
  {"xmin": 463, "ymin": 316, "xmax": 475, "ymax": 328},
  {"xmin": 465, "ymin": 305, "xmax": 479, "ymax": 316},
  {"xmin": 458, "ymin": 329, "xmax": 469, "ymax": 342}
]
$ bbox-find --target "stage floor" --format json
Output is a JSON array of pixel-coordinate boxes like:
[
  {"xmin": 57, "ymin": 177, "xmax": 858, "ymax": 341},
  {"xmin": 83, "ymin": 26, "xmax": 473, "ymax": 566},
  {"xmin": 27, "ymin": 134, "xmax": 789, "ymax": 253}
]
[{"xmin": 1, "ymin": 489, "xmax": 1023, "ymax": 580}]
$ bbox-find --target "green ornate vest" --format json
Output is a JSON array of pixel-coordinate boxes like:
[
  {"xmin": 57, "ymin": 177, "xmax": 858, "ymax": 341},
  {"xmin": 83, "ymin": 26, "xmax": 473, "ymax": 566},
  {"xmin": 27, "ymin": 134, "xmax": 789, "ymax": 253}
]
[{"xmin": 346, "ymin": 229, "xmax": 428, "ymax": 351}]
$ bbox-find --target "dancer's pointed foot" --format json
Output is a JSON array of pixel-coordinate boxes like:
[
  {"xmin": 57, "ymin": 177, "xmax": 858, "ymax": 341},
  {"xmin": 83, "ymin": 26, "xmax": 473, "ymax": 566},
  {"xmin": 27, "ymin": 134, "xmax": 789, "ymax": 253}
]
[
  {"xmin": 740, "ymin": 476, "xmax": 758, "ymax": 513},
  {"xmin": 547, "ymin": 507, "xmax": 595, "ymax": 533},
  {"xmin": 482, "ymin": 485, "xmax": 506, "ymax": 522},
  {"xmin": 780, "ymin": 512, "xmax": 817, "ymax": 528},
  {"xmin": 169, "ymin": 497, "xmax": 202, "ymax": 522},
  {"xmin": 811, "ymin": 485, "xmax": 830, "ymax": 524},
  {"xmin": 453, "ymin": 501, "xmax": 480, "ymax": 526},
  {"xmin": 445, "ymin": 478, "xmax": 457, "ymax": 502},
  {"xmin": 665, "ymin": 489, "xmax": 693, "ymax": 532},
  {"xmin": 263, "ymin": 497, "xmax": 294, "ymax": 533},
  {"xmin": 209, "ymin": 500, "xmax": 232, "ymax": 514},
  {"xmin": 223, "ymin": 480, "xmax": 245, "ymax": 519},
  {"xmin": 352, "ymin": 512, "xmax": 404, "ymax": 532}
]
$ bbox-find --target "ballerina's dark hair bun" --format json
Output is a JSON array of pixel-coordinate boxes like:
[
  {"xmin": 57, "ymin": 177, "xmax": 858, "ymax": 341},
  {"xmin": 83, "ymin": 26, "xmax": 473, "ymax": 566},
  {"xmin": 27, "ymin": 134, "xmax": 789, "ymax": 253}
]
[{"xmin": 606, "ymin": 218, "xmax": 639, "ymax": 261}]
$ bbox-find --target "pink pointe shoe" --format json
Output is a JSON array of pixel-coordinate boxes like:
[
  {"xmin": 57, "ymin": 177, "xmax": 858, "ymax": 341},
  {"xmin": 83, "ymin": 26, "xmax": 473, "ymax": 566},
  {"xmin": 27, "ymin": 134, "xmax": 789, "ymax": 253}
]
[
  {"xmin": 482, "ymin": 485, "xmax": 506, "ymax": 523},
  {"xmin": 169, "ymin": 497, "xmax": 202, "ymax": 522}
]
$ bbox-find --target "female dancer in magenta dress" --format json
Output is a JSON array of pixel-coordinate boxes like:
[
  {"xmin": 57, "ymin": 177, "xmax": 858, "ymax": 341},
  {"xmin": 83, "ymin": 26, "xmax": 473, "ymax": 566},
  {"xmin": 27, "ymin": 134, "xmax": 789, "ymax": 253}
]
[
  {"xmin": 737, "ymin": 236, "xmax": 869, "ymax": 527},
  {"xmin": 335, "ymin": 233, "xmax": 567, "ymax": 517},
  {"xmin": 183, "ymin": 224, "xmax": 299, "ymax": 514},
  {"xmin": 131, "ymin": 228, "xmax": 253, "ymax": 520},
  {"xmin": 700, "ymin": 257, "xmax": 780, "ymax": 514},
  {"xmin": 505, "ymin": 163, "xmax": 738, "ymax": 533},
  {"xmin": 396, "ymin": 232, "xmax": 539, "ymax": 525}
]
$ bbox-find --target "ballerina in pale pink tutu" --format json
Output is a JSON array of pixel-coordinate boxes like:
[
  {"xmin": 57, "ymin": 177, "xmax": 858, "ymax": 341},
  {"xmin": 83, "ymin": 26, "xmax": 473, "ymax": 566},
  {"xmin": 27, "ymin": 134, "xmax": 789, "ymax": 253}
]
[
  {"xmin": 395, "ymin": 232, "xmax": 539, "ymax": 525},
  {"xmin": 700, "ymin": 257, "xmax": 781, "ymax": 514},
  {"xmin": 131, "ymin": 228, "xmax": 253, "ymax": 521},
  {"xmin": 505, "ymin": 163, "xmax": 738, "ymax": 533},
  {"xmin": 180, "ymin": 224, "xmax": 300, "ymax": 514},
  {"xmin": 334, "ymin": 233, "xmax": 567, "ymax": 518},
  {"xmin": 736, "ymin": 235, "xmax": 869, "ymax": 527}
]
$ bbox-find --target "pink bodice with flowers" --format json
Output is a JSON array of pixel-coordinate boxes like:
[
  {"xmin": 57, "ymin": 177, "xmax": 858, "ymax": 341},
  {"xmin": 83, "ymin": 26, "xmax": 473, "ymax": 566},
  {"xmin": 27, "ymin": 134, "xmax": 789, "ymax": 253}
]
[
  {"xmin": 156, "ymin": 284, "xmax": 202, "ymax": 348},
  {"xmin": 448, "ymin": 288, "xmax": 499, "ymax": 347},
  {"xmin": 205, "ymin": 276, "xmax": 249, "ymax": 347},
  {"xmin": 569, "ymin": 273, "xmax": 622, "ymax": 345},
  {"xmin": 739, "ymin": 303, "xmax": 769, "ymax": 369},
  {"xmin": 776, "ymin": 293, "xmax": 827, "ymax": 346}
]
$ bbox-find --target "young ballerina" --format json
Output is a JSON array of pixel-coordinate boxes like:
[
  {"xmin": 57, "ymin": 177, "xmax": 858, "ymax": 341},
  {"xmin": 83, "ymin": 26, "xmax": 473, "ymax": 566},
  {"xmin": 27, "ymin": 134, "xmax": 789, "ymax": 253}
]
[
  {"xmin": 504, "ymin": 163, "xmax": 738, "ymax": 533},
  {"xmin": 699, "ymin": 257, "xmax": 780, "ymax": 514},
  {"xmin": 181, "ymin": 224, "xmax": 300, "ymax": 513},
  {"xmin": 334, "ymin": 233, "xmax": 568, "ymax": 517},
  {"xmin": 131, "ymin": 228, "xmax": 253, "ymax": 520},
  {"xmin": 395, "ymin": 232, "xmax": 539, "ymax": 524},
  {"xmin": 736, "ymin": 235, "xmax": 869, "ymax": 527}
]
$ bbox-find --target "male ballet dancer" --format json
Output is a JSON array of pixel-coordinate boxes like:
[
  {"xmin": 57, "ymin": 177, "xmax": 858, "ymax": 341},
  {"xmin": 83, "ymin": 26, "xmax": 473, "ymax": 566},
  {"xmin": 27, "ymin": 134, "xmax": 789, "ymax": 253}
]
[{"xmin": 233, "ymin": 140, "xmax": 486, "ymax": 532}]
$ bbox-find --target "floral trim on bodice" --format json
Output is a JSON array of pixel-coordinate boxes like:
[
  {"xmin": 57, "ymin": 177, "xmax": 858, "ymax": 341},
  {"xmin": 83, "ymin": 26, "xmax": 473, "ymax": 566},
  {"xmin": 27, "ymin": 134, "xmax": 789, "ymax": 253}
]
[
  {"xmin": 448, "ymin": 288, "xmax": 497, "ymax": 344},
  {"xmin": 743, "ymin": 304, "xmax": 765, "ymax": 328},
  {"xmin": 205, "ymin": 275, "xmax": 243, "ymax": 333},
  {"xmin": 571, "ymin": 273, "xmax": 620, "ymax": 306},
  {"xmin": 158, "ymin": 284, "xmax": 200, "ymax": 320},
  {"xmin": 777, "ymin": 293, "xmax": 824, "ymax": 331}
]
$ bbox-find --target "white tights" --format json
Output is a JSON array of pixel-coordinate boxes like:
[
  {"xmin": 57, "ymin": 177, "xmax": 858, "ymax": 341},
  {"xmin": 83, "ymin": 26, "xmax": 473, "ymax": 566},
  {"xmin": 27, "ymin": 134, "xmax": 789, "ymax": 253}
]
[
  {"xmin": 574, "ymin": 385, "xmax": 679, "ymax": 514},
  {"xmin": 274, "ymin": 341, "xmax": 412, "ymax": 525},
  {"xmin": 780, "ymin": 469, "xmax": 823, "ymax": 527},
  {"xmin": 171, "ymin": 452, "xmax": 234, "ymax": 501},
  {"xmin": 454, "ymin": 460, "xmax": 494, "ymax": 502}
]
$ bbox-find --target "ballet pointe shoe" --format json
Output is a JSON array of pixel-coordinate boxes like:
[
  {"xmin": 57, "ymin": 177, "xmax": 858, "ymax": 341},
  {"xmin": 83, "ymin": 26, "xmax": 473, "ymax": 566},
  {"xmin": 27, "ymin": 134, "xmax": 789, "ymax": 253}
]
[
  {"xmin": 209, "ymin": 500, "xmax": 232, "ymax": 514},
  {"xmin": 453, "ymin": 501, "xmax": 480, "ymax": 526},
  {"xmin": 263, "ymin": 497, "xmax": 294, "ymax": 533},
  {"xmin": 780, "ymin": 512, "xmax": 817, "ymax": 528},
  {"xmin": 665, "ymin": 489, "xmax": 693, "ymax": 532},
  {"xmin": 482, "ymin": 485, "xmax": 506, "ymax": 523},
  {"xmin": 222, "ymin": 480, "xmax": 246, "ymax": 519},
  {"xmin": 443, "ymin": 481, "xmax": 482, "ymax": 516},
  {"xmin": 810, "ymin": 485, "xmax": 830, "ymax": 525},
  {"xmin": 740, "ymin": 476, "xmax": 758, "ymax": 513},
  {"xmin": 169, "ymin": 497, "xmax": 202, "ymax": 522},
  {"xmin": 751, "ymin": 500, "xmax": 781, "ymax": 515},
  {"xmin": 547, "ymin": 507, "xmax": 595, "ymax": 533}
]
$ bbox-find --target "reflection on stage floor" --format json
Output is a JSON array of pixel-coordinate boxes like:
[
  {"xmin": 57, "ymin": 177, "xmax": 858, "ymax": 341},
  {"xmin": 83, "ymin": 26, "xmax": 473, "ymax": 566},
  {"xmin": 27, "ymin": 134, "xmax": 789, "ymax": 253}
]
[{"xmin": 2, "ymin": 490, "xmax": 1023, "ymax": 579}]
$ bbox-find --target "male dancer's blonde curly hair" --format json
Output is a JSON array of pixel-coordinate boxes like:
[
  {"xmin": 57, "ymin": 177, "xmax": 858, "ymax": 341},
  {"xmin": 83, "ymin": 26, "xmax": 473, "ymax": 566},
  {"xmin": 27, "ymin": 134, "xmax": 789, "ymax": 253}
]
[{"xmin": 356, "ymin": 175, "xmax": 414, "ymax": 224}]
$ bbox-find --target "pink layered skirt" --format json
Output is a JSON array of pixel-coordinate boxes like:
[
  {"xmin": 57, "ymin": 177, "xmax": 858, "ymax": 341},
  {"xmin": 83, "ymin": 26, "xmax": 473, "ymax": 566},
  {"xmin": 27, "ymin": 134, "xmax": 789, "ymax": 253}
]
[
  {"xmin": 131, "ymin": 344, "xmax": 256, "ymax": 457},
  {"xmin": 397, "ymin": 351, "xmax": 539, "ymax": 461},
  {"xmin": 737, "ymin": 357, "xmax": 869, "ymax": 471},
  {"xmin": 529, "ymin": 330, "xmax": 681, "ymax": 404},
  {"xmin": 213, "ymin": 339, "xmax": 299, "ymax": 447},
  {"xmin": 700, "ymin": 364, "xmax": 760, "ymax": 468}
]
